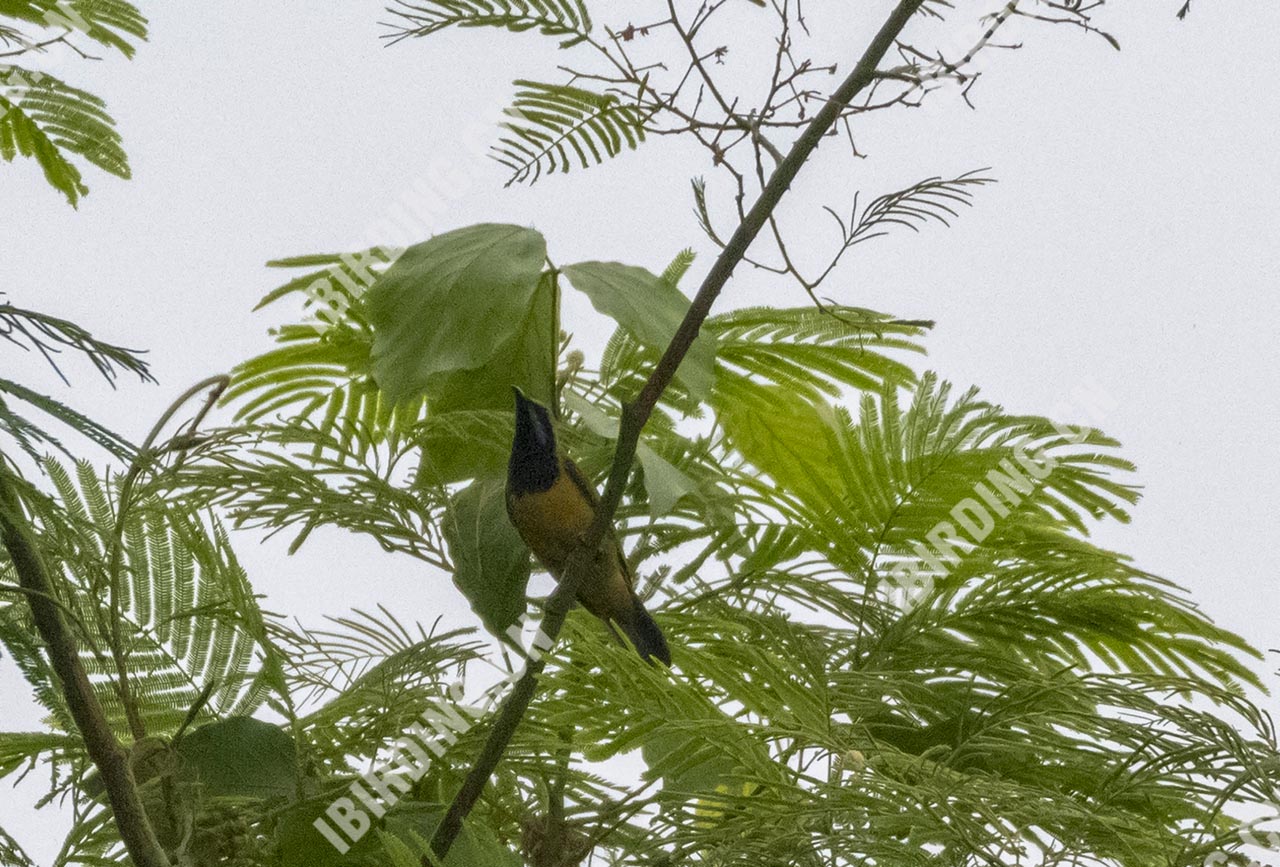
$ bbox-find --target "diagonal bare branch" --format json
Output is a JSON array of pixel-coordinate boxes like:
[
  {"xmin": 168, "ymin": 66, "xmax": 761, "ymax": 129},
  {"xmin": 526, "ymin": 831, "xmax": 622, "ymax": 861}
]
[{"xmin": 427, "ymin": 0, "xmax": 929, "ymax": 859}]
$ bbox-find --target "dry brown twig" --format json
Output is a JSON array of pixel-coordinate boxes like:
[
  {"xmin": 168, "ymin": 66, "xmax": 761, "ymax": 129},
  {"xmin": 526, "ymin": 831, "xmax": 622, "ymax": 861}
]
[{"xmin": 572, "ymin": 0, "xmax": 1039, "ymax": 300}]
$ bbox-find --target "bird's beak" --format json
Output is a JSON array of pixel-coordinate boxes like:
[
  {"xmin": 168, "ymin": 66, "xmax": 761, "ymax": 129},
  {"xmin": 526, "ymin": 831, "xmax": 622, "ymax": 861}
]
[{"xmin": 512, "ymin": 386, "xmax": 551, "ymax": 447}]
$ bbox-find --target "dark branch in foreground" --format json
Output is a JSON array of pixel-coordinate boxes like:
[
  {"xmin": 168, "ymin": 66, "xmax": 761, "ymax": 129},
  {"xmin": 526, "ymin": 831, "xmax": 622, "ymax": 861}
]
[
  {"xmin": 0, "ymin": 465, "xmax": 172, "ymax": 867},
  {"xmin": 427, "ymin": 0, "xmax": 928, "ymax": 860}
]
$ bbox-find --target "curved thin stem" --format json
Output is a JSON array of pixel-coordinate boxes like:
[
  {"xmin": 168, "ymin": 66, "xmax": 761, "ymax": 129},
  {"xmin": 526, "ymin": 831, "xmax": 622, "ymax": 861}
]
[{"xmin": 103, "ymin": 374, "xmax": 230, "ymax": 742}]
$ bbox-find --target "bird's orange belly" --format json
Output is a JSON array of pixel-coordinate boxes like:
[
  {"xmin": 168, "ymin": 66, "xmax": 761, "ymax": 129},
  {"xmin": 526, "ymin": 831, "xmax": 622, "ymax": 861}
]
[
  {"xmin": 508, "ymin": 474, "xmax": 596, "ymax": 570},
  {"xmin": 507, "ymin": 477, "xmax": 633, "ymax": 620}
]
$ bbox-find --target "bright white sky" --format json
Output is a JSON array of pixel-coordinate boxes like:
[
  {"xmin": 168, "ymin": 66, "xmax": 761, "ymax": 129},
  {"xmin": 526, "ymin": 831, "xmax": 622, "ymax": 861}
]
[{"xmin": 2, "ymin": 2, "xmax": 1278, "ymax": 860}]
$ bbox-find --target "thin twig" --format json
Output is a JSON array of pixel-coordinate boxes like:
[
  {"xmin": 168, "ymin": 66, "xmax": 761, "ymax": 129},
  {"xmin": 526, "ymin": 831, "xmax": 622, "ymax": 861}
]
[{"xmin": 0, "ymin": 30, "xmax": 100, "ymax": 60}]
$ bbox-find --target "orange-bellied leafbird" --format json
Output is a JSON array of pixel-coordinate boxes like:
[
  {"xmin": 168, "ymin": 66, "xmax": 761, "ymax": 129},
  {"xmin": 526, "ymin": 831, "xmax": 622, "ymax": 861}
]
[{"xmin": 505, "ymin": 388, "xmax": 671, "ymax": 665}]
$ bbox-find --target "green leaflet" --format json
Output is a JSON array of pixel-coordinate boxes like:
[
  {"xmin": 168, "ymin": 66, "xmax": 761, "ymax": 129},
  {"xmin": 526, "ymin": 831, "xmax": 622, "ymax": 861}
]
[
  {"xmin": 494, "ymin": 80, "xmax": 646, "ymax": 184},
  {"xmin": 441, "ymin": 476, "xmax": 530, "ymax": 637},
  {"xmin": 0, "ymin": 1, "xmax": 148, "ymax": 57},
  {"xmin": 635, "ymin": 443, "xmax": 697, "ymax": 518},
  {"xmin": 385, "ymin": 0, "xmax": 591, "ymax": 47},
  {"xmin": 0, "ymin": 731, "xmax": 77, "ymax": 780},
  {"xmin": 176, "ymin": 716, "xmax": 298, "ymax": 800},
  {"xmin": 716, "ymin": 383, "xmax": 841, "ymax": 508},
  {"xmin": 0, "ymin": 66, "xmax": 130, "ymax": 206},
  {"xmin": 562, "ymin": 390, "xmax": 697, "ymax": 518},
  {"xmin": 562, "ymin": 261, "xmax": 717, "ymax": 399},
  {"xmin": 0, "ymin": 823, "xmax": 34, "ymax": 867},
  {"xmin": 367, "ymin": 224, "xmax": 549, "ymax": 404},
  {"xmin": 0, "ymin": 0, "xmax": 149, "ymax": 206},
  {"xmin": 0, "ymin": 378, "xmax": 138, "ymax": 462}
]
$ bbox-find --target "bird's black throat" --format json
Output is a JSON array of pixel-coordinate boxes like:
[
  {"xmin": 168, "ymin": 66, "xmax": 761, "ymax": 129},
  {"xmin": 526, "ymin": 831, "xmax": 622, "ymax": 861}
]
[{"xmin": 509, "ymin": 390, "xmax": 559, "ymax": 495}]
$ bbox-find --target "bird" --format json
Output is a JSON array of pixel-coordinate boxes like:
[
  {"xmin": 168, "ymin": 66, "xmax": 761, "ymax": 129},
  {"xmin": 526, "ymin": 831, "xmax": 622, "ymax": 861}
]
[{"xmin": 506, "ymin": 387, "xmax": 671, "ymax": 665}]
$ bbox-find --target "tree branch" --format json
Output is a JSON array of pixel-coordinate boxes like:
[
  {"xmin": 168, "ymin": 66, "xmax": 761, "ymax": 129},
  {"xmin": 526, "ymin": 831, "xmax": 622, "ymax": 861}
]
[
  {"xmin": 603, "ymin": 0, "xmax": 926, "ymax": 518},
  {"xmin": 0, "ymin": 465, "xmax": 172, "ymax": 867},
  {"xmin": 427, "ymin": 0, "xmax": 927, "ymax": 860}
]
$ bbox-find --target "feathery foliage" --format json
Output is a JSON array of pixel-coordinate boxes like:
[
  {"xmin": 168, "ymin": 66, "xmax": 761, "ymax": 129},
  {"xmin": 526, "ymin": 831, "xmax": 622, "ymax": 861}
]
[
  {"xmin": 0, "ymin": 377, "xmax": 136, "ymax": 461},
  {"xmin": 6, "ymin": 236, "xmax": 1278, "ymax": 864},
  {"xmin": 0, "ymin": 825, "xmax": 35, "ymax": 867},
  {"xmin": 4, "ymin": 0, "xmax": 1275, "ymax": 861},
  {"xmin": 494, "ymin": 80, "xmax": 647, "ymax": 185},
  {"xmin": 840, "ymin": 170, "xmax": 996, "ymax": 246},
  {"xmin": 384, "ymin": 0, "xmax": 591, "ymax": 46},
  {"xmin": 73, "ymin": 221, "xmax": 1266, "ymax": 865},
  {"xmin": 0, "ymin": 300, "xmax": 153, "ymax": 385},
  {"xmin": 2, "ymin": 459, "xmax": 282, "ymax": 736},
  {"xmin": 0, "ymin": 0, "xmax": 146, "ymax": 56},
  {"xmin": 0, "ymin": 65, "xmax": 127, "ymax": 204},
  {"xmin": 0, "ymin": 298, "xmax": 148, "ymax": 461},
  {"xmin": 0, "ymin": 0, "xmax": 146, "ymax": 204}
]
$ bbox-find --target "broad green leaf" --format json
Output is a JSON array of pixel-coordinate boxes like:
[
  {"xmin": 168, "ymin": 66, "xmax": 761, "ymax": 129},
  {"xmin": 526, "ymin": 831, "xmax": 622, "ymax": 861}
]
[
  {"xmin": 442, "ymin": 477, "xmax": 530, "ymax": 636},
  {"xmin": 424, "ymin": 273, "xmax": 557, "ymax": 414},
  {"xmin": 415, "ymin": 409, "xmax": 512, "ymax": 486},
  {"xmin": 368, "ymin": 224, "xmax": 548, "ymax": 402},
  {"xmin": 561, "ymin": 261, "xmax": 717, "ymax": 398},
  {"xmin": 276, "ymin": 798, "xmax": 383, "ymax": 867},
  {"xmin": 176, "ymin": 716, "xmax": 297, "ymax": 799},
  {"xmin": 562, "ymin": 389, "xmax": 615, "ymax": 437}
]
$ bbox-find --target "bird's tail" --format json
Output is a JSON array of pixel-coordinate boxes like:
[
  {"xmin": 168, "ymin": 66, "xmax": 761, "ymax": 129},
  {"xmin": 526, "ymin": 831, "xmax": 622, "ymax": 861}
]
[{"xmin": 615, "ymin": 595, "xmax": 671, "ymax": 666}]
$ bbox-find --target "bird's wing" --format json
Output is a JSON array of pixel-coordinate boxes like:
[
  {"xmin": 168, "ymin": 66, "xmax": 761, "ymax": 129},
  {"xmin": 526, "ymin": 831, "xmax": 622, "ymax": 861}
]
[
  {"xmin": 562, "ymin": 456, "xmax": 601, "ymax": 508},
  {"xmin": 562, "ymin": 456, "xmax": 635, "ymax": 591}
]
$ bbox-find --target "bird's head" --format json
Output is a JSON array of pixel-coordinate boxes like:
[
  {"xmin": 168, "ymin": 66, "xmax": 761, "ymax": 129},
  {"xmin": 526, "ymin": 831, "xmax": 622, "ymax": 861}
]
[{"xmin": 509, "ymin": 387, "xmax": 559, "ymax": 493}]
